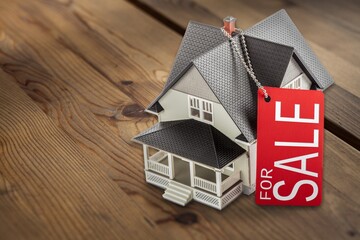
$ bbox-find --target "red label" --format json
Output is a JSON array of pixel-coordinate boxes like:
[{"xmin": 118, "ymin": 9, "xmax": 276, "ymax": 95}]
[{"xmin": 256, "ymin": 87, "xmax": 324, "ymax": 206}]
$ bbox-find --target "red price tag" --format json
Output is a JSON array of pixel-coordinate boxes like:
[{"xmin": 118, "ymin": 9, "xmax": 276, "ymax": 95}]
[{"xmin": 256, "ymin": 87, "xmax": 324, "ymax": 206}]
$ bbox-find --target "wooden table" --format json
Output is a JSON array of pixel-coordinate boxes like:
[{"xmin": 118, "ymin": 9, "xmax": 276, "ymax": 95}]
[{"xmin": 0, "ymin": 0, "xmax": 359, "ymax": 239}]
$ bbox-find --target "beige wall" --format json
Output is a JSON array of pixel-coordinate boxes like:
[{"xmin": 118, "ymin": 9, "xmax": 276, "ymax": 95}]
[
  {"xmin": 282, "ymin": 57, "xmax": 312, "ymax": 90},
  {"xmin": 159, "ymin": 89, "xmax": 241, "ymax": 140},
  {"xmin": 173, "ymin": 65, "xmax": 219, "ymax": 103},
  {"xmin": 158, "ymin": 89, "xmax": 188, "ymax": 122},
  {"xmin": 282, "ymin": 57, "xmax": 303, "ymax": 86},
  {"xmin": 300, "ymin": 74, "xmax": 312, "ymax": 90},
  {"xmin": 222, "ymin": 152, "xmax": 250, "ymax": 187}
]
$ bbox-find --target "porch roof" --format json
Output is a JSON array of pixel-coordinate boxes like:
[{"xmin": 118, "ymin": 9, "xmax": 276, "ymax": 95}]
[{"xmin": 133, "ymin": 119, "xmax": 246, "ymax": 168}]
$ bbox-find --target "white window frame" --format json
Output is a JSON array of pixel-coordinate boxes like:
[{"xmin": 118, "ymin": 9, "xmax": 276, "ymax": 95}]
[
  {"xmin": 284, "ymin": 74, "xmax": 302, "ymax": 89},
  {"xmin": 188, "ymin": 95, "xmax": 214, "ymax": 124},
  {"xmin": 225, "ymin": 162, "xmax": 234, "ymax": 171}
]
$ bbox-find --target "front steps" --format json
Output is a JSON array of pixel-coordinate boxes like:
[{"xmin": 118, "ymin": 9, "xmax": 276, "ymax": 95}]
[
  {"xmin": 162, "ymin": 181, "xmax": 193, "ymax": 206},
  {"xmin": 146, "ymin": 170, "xmax": 243, "ymax": 209}
]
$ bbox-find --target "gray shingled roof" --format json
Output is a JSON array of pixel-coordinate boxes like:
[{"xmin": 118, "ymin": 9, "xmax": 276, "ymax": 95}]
[
  {"xmin": 133, "ymin": 119, "xmax": 246, "ymax": 168},
  {"xmin": 245, "ymin": 9, "xmax": 333, "ymax": 89},
  {"xmin": 245, "ymin": 36, "xmax": 295, "ymax": 87},
  {"xmin": 192, "ymin": 37, "xmax": 296, "ymax": 142},
  {"xmin": 148, "ymin": 30, "xmax": 297, "ymax": 142},
  {"xmin": 148, "ymin": 21, "xmax": 226, "ymax": 112},
  {"xmin": 147, "ymin": 10, "xmax": 333, "ymax": 142},
  {"xmin": 163, "ymin": 21, "xmax": 226, "ymax": 89}
]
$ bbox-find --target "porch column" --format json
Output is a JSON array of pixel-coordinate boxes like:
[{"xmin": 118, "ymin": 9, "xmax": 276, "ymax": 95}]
[
  {"xmin": 190, "ymin": 161, "xmax": 195, "ymax": 187},
  {"xmin": 143, "ymin": 144, "xmax": 149, "ymax": 170},
  {"xmin": 215, "ymin": 170, "xmax": 222, "ymax": 197},
  {"xmin": 168, "ymin": 153, "xmax": 174, "ymax": 179}
]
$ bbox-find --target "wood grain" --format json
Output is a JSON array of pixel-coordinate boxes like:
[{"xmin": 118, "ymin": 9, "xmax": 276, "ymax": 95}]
[
  {"xmin": 137, "ymin": 0, "xmax": 360, "ymax": 95},
  {"xmin": 0, "ymin": 74, "xmax": 157, "ymax": 240},
  {"xmin": 0, "ymin": 0, "xmax": 359, "ymax": 239},
  {"xmin": 136, "ymin": 0, "xmax": 360, "ymax": 148},
  {"xmin": 325, "ymin": 85, "xmax": 360, "ymax": 150}
]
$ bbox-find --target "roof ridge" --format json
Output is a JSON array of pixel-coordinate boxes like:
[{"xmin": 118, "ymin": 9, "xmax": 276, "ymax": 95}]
[
  {"xmin": 133, "ymin": 120, "xmax": 186, "ymax": 139},
  {"xmin": 191, "ymin": 34, "xmax": 295, "ymax": 65},
  {"xmin": 207, "ymin": 124, "xmax": 221, "ymax": 169},
  {"xmin": 188, "ymin": 20, "xmax": 222, "ymax": 31},
  {"xmin": 245, "ymin": 9, "xmax": 332, "ymax": 89},
  {"xmin": 244, "ymin": 34, "xmax": 294, "ymax": 51},
  {"xmin": 166, "ymin": 21, "xmax": 226, "ymax": 84},
  {"xmin": 244, "ymin": 9, "xmax": 286, "ymax": 32},
  {"xmin": 133, "ymin": 119, "xmax": 245, "ymax": 168}
]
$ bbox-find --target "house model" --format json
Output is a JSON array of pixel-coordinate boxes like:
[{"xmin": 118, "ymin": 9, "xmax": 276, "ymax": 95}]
[{"xmin": 133, "ymin": 10, "xmax": 333, "ymax": 210}]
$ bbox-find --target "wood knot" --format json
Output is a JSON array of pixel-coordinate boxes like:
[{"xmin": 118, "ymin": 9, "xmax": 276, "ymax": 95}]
[
  {"xmin": 174, "ymin": 212, "xmax": 198, "ymax": 225},
  {"xmin": 347, "ymin": 230, "xmax": 357, "ymax": 237},
  {"xmin": 121, "ymin": 80, "xmax": 133, "ymax": 85},
  {"xmin": 122, "ymin": 103, "xmax": 148, "ymax": 118}
]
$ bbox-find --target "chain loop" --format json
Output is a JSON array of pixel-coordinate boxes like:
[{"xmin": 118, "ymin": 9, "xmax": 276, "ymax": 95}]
[{"xmin": 221, "ymin": 27, "xmax": 269, "ymax": 99}]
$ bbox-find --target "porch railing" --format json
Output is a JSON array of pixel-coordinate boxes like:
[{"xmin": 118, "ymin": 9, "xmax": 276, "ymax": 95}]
[
  {"xmin": 148, "ymin": 151, "xmax": 167, "ymax": 162},
  {"xmin": 145, "ymin": 171, "xmax": 170, "ymax": 189},
  {"xmin": 148, "ymin": 160, "xmax": 169, "ymax": 176},
  {"xmin": 193, "ymin": 189, "xmax": 221, "ymax": 209},
  {"xmin": 194, "ymin": 176, "xmax": 217, "ymax": 194},
  {"xmin": 221, "ymin": 172, "xmax": 241, "ymax": 194}
]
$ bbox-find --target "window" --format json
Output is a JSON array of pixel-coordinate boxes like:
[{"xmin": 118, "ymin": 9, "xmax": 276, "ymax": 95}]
[
  {"xmin": 203, "ymin": 101, "xmax": 213, "ymax": 122},
  {"xmin": 225, "ymin": 163, "xmax": 234, "ymax": 171},
  {"xmin": 284, "ymin": 75, "xmax": 302, "ymax": 89},
  {"xmin": 188, "ymin": 95, "xmax": 213, "ymax": 124},
  {"xmin": 189, "ymin": 96, "xmax": 200, "ymax": 118}
]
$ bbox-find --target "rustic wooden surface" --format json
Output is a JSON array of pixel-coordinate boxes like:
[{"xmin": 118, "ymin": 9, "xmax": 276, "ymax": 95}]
[{"xmin": 0, "ymin": 0, "xmax": 359, "ymax": 239}]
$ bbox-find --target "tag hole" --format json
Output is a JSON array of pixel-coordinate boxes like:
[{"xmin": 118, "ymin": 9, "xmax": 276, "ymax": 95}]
[{"xmin": 264, "ymin": 96, "xmax": 271, "ymax": 102}]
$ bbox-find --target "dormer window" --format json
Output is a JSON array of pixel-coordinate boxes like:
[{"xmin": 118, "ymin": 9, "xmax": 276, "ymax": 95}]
[
  {"xmin": 188, "ymin": 95, "xmax": 213, "ymax": 124},
  {"xmin": 284, "ymin": 74, "xmax": 302, "ymax": 89}
]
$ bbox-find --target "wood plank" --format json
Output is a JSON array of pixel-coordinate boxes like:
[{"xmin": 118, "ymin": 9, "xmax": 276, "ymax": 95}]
[
  {"xmin": 137, "ymin": 0, "xmax": 360, "ymax": 96},
  {"xmin": 0, "ymin": 74, "xmax": 156, "ymax": 240},
  {"xmin": 0, "ymin": 0, "xmax": 191, "ymax": 238},
  {"xmin": 135, "ymin": 0, "xmax": 360, "ymax": 148},
  {"xmin": 325, "ymin": 85, "xmax": 360, "ymax": 150},
  {"xmin": 291, "ymin": 0, "xmax": 360, "ymax": 34},
  {"xmin": 0, "ymin": 0, "xmax": 359, "ymax": 239}
]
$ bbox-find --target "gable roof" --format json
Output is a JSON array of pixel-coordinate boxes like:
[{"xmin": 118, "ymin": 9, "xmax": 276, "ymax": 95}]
[
  {"xmin": 162, "ymin": 21, "xmax": 226, "ymax": 90},
  {"xmin": 245, "ymin": 36, "xmax": 294, "ymax": 87},
  {"xmin": 148, "ymin": 26, "xmax": 296, "ymax": 142},
  {"xmin": 245, "ymin": 9, "xmax": 333, "ymax": 89},
  {"xmin": 192, "ymin": 36, "xmax": 296, "ymax": 142},
  {"xmin": 172, "ymin": 65, "xmax": 219, "ymax": 103},
  {"xmin": 147, "ymin": 10, "xmax": 333, "ymax": 142},
  {"xmin": 133, "ymin": 119, "xmax": 246, "ymax": 168}
]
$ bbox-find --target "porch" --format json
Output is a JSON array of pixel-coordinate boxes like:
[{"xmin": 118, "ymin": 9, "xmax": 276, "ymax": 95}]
[
  {"xmin": 145, "ymin": 170, "xmax": 242, "ymax": 210},
  {"xmin": 143, "ymin": 145, "xmax": 242, "ymax": 197}
]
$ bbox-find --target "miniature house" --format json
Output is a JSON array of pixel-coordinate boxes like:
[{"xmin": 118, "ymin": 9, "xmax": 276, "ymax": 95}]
[{"xmin": 133, "ymin": 10, "xmax": 333, "ymax": 209}]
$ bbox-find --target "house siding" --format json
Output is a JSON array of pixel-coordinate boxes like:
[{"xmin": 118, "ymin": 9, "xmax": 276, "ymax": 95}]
[
  {"xmin": 158, "ymin": 89, "xmax": 188, "ymax": 122},
  {"xmin": 158, "ymin": 89, "xmax": 241, "ymax": 141},
  {"xmin": 222, "ymin": 152, "xmax": 251, "ymax": 189},
  {"xmin": 281, "ymin": 57, "xmax": 312, "ymax": 89},
  {"xmin": 282, "ymin": 57, "xmax": 302, "ymax": 86},
  {"xmin": 173, "ymin": 66, "xmax": 219, "ymax": 103},
  {"xmin": 234, "ymin": 151, "xmax": 251, "ymax": 187},
  {"xmin": 300, "ymin": 74, "xmax": 312, "ymax": 89}
]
